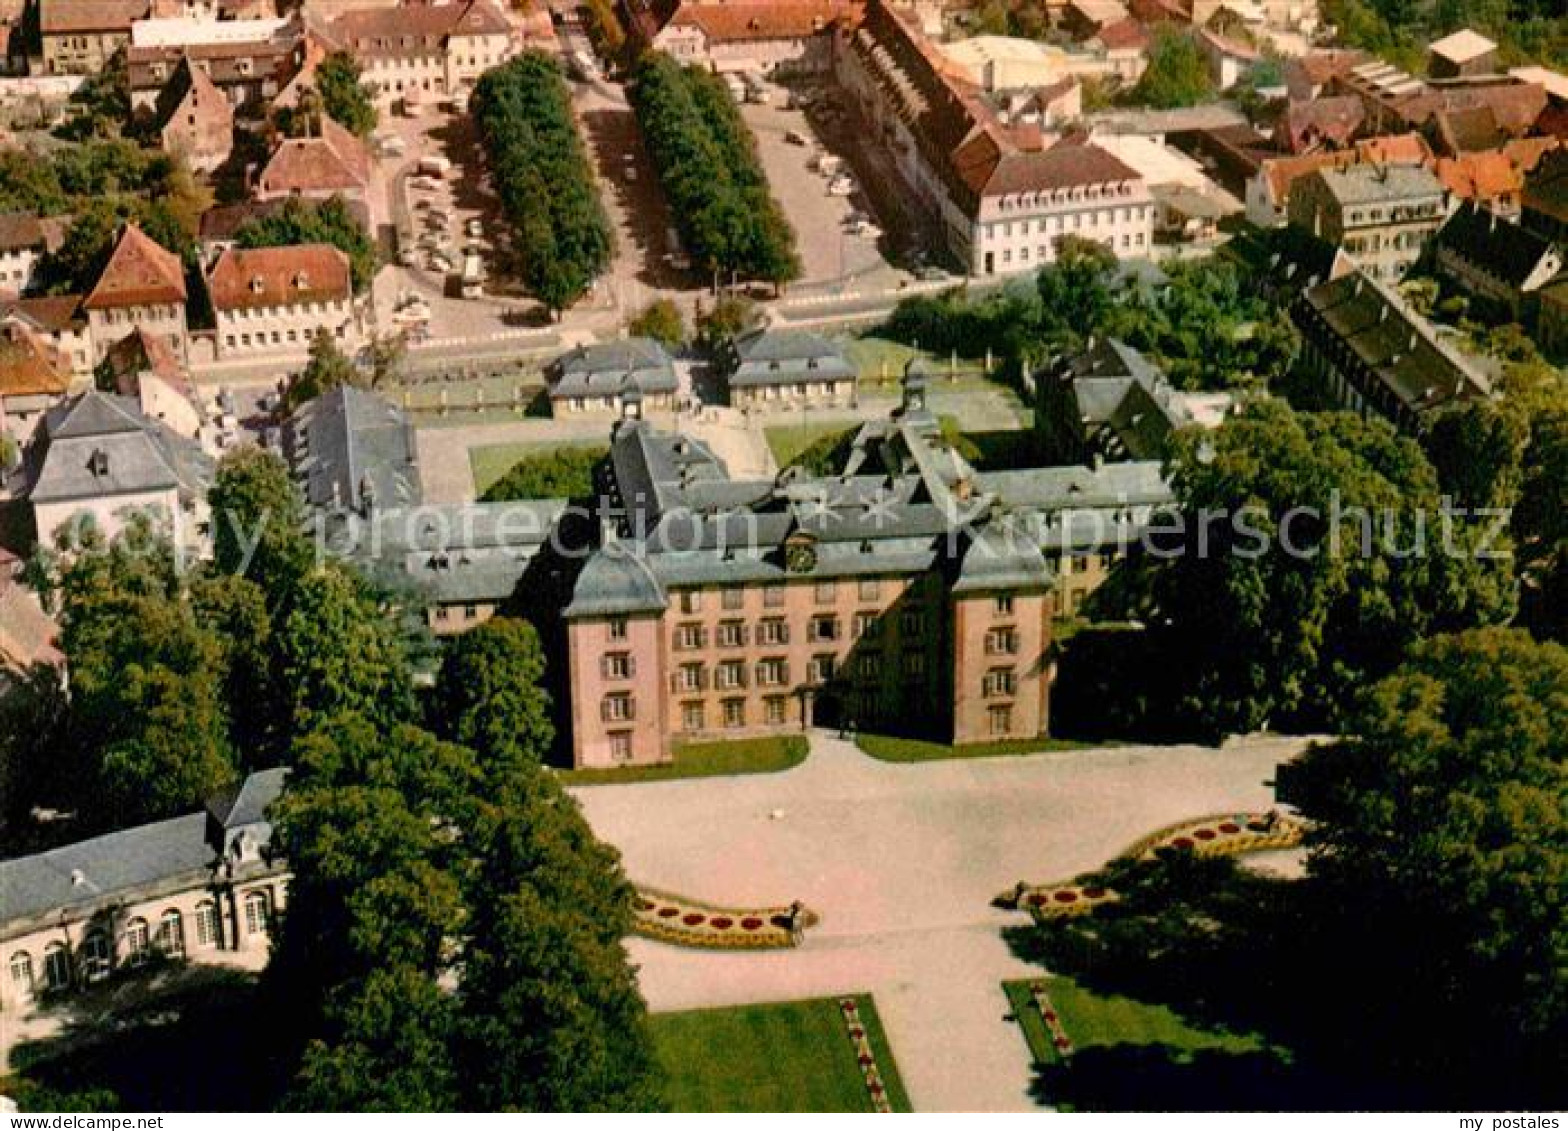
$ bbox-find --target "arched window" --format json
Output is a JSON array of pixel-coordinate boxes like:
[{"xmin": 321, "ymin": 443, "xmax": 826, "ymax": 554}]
[
  {"xmin": 124, "ymin": 918, "xmax": 149, "ymax": 963},
  {"xmin": 156, "ymin": 910, "xmax": 184, "ymax": 958},
  {"xmin": 9, "ymin": 951, "xmax": 34, "ymax": 994},
  {"xmin": 81, "ymin": 933, "xmax": 110, "ymax": 982},
  {"xmin": 243, "ymin": 890, "xmax": 271, "ymax": 936},
  {"xmin": 194, "ymin": 901, "xmax": 219, "ymax": 949},
  {"xmin": 43, "ymin": 942, "xmax": 71, "ymax": 990}
]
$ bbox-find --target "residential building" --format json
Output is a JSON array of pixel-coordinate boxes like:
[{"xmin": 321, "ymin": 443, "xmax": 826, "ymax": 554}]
[
  {"xmin": 253, "ymin": 116, "xmax": 373, "ymax": 203},
  {"xmin": 1427, "ymin": 28, "xmax": 1498, "ymax": 81},
  {"xmin": 1061, "ymin": 0, "xmax": 1129, "ymax": 41},
  {"xmin": 0, "ymin": 322, "xmax": 71, "ymax": 443},
  {"xmin": 835, "ymin": 0, "xmax": 1153, "ymax": 277},
  {"xmin": 206, "ymin": 243, "xmax": 359, "ymax": 360},
  {"xmin": 127, "ymin": 17, "xmax": 305, "ymax": 117},
  {"xmin": 39, "ymin": 0, "xmax": 149, "ymax": 75},
  {"xmin": 0, "ymin": 770, "xmax": 288, "ymax": 1016},
  {"xmin": 0, "ymin": 570, "xmax": 62, "ymax": 679},
  {"xmin": 0, "ymin": 212, "xmax": 48, "ymax": 296},
  {"xmin": 20, "ymin": 390, "xmax": 215, "ymax": 550},
  {"xmin": 1034, "ymin": 337, "xmax": 1235, "ymax": 463},
  {"xmin": 1430, "ymin": 201, "xmax": 1564, "ymax": 323},
  {"xmin": 1523, "ymin": 147, "xmax": 1568, "ymax": 243},
  {"xmin": 81, "ymin": 224, "xmax": 189, "ymax": 367},
  {"xmin": 1194, "ymin": 26, "xmax": 1258, "ymax": 90},
  {"xmin": 1286, "ymin": 162, "xmax": 1449, "ymax": 282},
  {"xmin": 650, "ymin": 0, "xmax": 856, "ymax": 74},
  {"xmin": 1244, "ymin": 132, "xmax": 1433, "ymax": 227},
  {"xmin": 1431, "ymin": 141, "xmax": 1559, "ymax": 219},
  {"xmin": 1292, "ymin": 270, "xmax": 1492, "ymax": 434},
  {"xmin": 152, "ymin": 54, "xmax": 233, "ymax": 173},
  {"xmin": 282, "ymin": 384, "xmax": 421, "ymax": 515},
  {"xmin": 546, "ymin": 338, "xmax": 678, "ymax": 417},
  {"xmin": 1537, "ymin": 278, "xmax": 1568, "ymax": 356},
  {"xmin": 719, "ymin": 328, "xmax": 856, "ymax": 408},
  {"xmin": 1273, "ymin": 95, "xmax": 1365, "ymax": 155},
  {"xmin": 100, "ymin": 327, "xmax": 209, "ymax": 444},
  {"xmin": 320, "ymin": 0, "xmax": 515, "ymax": 105},
  {"xmin": 0, "ymin": 295, "xmax": 93, "ymax": 378}
]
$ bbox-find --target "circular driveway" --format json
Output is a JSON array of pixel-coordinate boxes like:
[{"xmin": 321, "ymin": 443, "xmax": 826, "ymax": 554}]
[{"xmin": 573, "ymin": 732, "xmax": 1308, "ymax": 1111}]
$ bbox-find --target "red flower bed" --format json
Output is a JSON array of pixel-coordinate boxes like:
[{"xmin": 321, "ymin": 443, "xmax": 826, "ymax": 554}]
[
  {"xmin": 682, "ymin": 912, "xmax": 705, "ymax": 926},
  {"xmin": 741, "ymin": 917, "xmax": 763, "ymax": 930},
  {"xmin": 657, "ymin": 907, "xmax": 679, "ymax": 918},
  {"xmin": 1053, "ymin": 891, "xmax": 1078, "ymax": 903}
]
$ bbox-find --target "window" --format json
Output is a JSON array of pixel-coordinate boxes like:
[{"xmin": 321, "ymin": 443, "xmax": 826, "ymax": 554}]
[
  {"xmin": 195, "ymin": 901, "xmax": 219, "ymax": 949},
  {"xmin": 9, "ymin": 951, "xmax": 34, "ymax": 995},
  {"xmin": 717, "ymin": 621, "xmax": 746, "ymax": 648},
  {"xmin": 815, "ymin": 580, "xmax": 836, "ymax": 605},
  {"xmin": 156, "ymin": 910, "xmax": 185, "ymax": 958},
  {"xmin": 608, "ymin": 617, "xmax": 628, "ymax": 641},
  {"xmin": 984, "ymin": 667, "xmax": 1017, "ymax": 697},
  {"xmin": 124, "ymin": 918, "xmax": 150, "ymax": 963},
  {"xmin": 809, "ymin": 616, "xmax": 839, "ymax": 642},
  {"xmin": 675, "ymin": 623, "xmax": 706, "ymax": 650},
  {"xmin": 675, "ymin": 663, "xmax": 705, "ymax": 692},
  {"xmin": 903, "ymin": 650, "xmax": 925, "ymax": 677},
  {"xmin": 858, "ymin": 578, "xmax": 881, "ymax": 602},
  {"xmin": 765, "ymin": 696, "xmax": 788, "ymax": 725},
  {"xmin": 995, "ymin": 595, "xmax": 1014, "ymax": 615},
  {"xmin": 900, "ymin": 610, "xmax": 922, "ymax": 636},
  {"xmin": 721, "ymin": 587, "xmax": 744, "ymax": 610},
  {"xmin": 986, "ymin": 627, "xmax": 1019, "ymax": 655},
  {"xmin": 679, "ymin": 590, "xmax": 702, "ymax": 613},
  {"xmin": 988, "ymin": 704, "xmax": 1014, "ymax": 735},
  {"xmin": 244, "ymin": 891, "xmax": 271, "ymax": 936},
  {"xmin": 756, "ymin": 657, "xmax": 789, "ymax": 686},
  {"xmin": 852, "ymin": 612, "xmax": 877, "ymax": 640},
  {"xmin": 602, "ymin": 693, "xmax": 635, "ymax": 722},
  {"xmin": 45, "ymin": 942, "xmax": 73, "ymax": 989},
  {"xmin": 716, "ymin": 660, "xmax": 747, "ymax": 689},
  {"xmin": 602, "ymin": 652, "xmax": 634, "ymax": 679},
  {"xmin": 757, "ymin": 618, "xmax": 789, "ymax": 645},
  {"xmin": 763, "ymin": 585, "xmax": 785, "ymax": 608},
  {"xmin": 722, "ymin": 698, "xmax": 746, "ymax": 728},
  {"xmin": 81, "ymin": 934, "xmax": 109, "ymax": 981},
  {"xmin": 681, "ymin": 701, "xmax": 705, "ymax": 731},
  {"xmin": 809, "ymin": 653, "xmax": 836, "ymax": 682}
]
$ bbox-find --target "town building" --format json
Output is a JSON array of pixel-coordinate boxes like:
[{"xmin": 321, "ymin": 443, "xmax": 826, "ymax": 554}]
[
  {"xmin": 253, "ymin": 116, "xmax": 373, "ymax": 203},
  {"xmin": 127, "ymin": 17, "xmax": 305, "ymax": 117},
  {"xmin": 20, "ymin": 390, "xmax": 214, "ymax": 550},
  {"xmin": 151, "ymin": 54, "xmax": 233, "ymax": 173},
  {"xmin": 1292, "ymin": 270, "xmax": 1492, "ymax": 434},
  {"xmin": 0, "ymin": 322, "xmax": 71, "ymax": 443},
  {"xmin": 1427, "ymin": 28, "xmax": 1498, "ymax": 81},
  {"xmin": 282, "ymin": 384, "xmax": 421, "ymax": 516},
  {"xmin": 0, "ymin": 769, "xmax": 287, "ymax": 1016},
  {"xmin": 38, "ymin": 0, "xmax": 149, "ymax": 75},
  {"xmin": 1243, "ymin": 132, "xmax": 1433, "ymax": 227},
  {"xmin": 100, "ymin": 327, "xmax": 210, "ymax": 444},
  {"xmin": 546, "ymin": 338, "xmax": 679, "ymax": 417},
  {"xmin": 0, "ymin": 295, "xmax": 93, "ymax": 378},
  {"xmin": 718, "ymin": 328, "xmax": 856, "ymax": 408},
  {"xmin": 1523, "ymin": 147, "xmax": 1568, "ymax": 243},
  {"xmin": 1286, "ymin": 162, "xmax": 1449, "ymax": 282},
  {"xmin": 835, "ymin": 0, "xmax": 1153, "ymax": 277},
  {"xmin": 649, "ymin": 0, "xmax": 856, "ymax": 74},
  {"xmin": 1194, "ymin": 26, "xmax": 1258, "ymax": 90},
  {"xmin": 563, "ymin": 373, "xmax": 1058, "ymax": 767},
  {"xmin": 0, "ymin": 212, "xmax": 48, "ymax": 296},
  {"xmin": 320, "ymin": 0, "xmax": 515, "ymax": 106},
  {"xmin": 1431, "ymin": 141, "xmax": 1559, "ymax": 219},
  {"xmin": 81, "ymin": 223, "xmax": 189, "ymax": 367},
  {"xmin": 1429, "ymin": 201, "xmax": 1564, "ymax": 323},
  {"xmin": 206, "ymin": 243, "xmax": 359, "ymax": 360},
  {"xmin": 1273, "ymin": 95, "xmax": 1365, "ymax": 155},
  {"xmin": 197, "ymin": 196, "xmax": 371, "ymax": 261}
]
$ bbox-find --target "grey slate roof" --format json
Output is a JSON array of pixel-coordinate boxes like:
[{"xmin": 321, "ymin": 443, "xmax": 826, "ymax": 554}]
[
  {"xmin": 205, "ymin": 766, "xmax": 288, "ymax": 830},
  {"xmin": 548, "ymin": 338, "xmax": 678, "ymax": 400},
  {"xmin": 354, "ymin": 500, "xmax": 569, "ymax": 605},
  {"xmin": 1433, "ymin": 201, "xmax": 1560, "ymax": 289},
  {"xmin": 723, "ymin": 328, "xmax": 857, "ymax": 389},
  {"xmin": 1313, "ymin": 163, "xmax": 1446, "ymax": 206},
  {"xmin": 565, "ymin": 543, "xmax": 668, "ymax": 618},
  {"xmin": 285, "ymin": 386, "xmax": 421, "ymax": 513},
  {"xmin": 26, "ymin": 391, "xmax": 214, "ymax": 505}
]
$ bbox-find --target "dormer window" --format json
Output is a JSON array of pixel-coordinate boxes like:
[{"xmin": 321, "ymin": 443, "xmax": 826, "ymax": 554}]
[
  {"xmin": 250, "ymin": 275, "xmax": 265, "ymax": 293},
  {"xmin": 293, "ymin": 271, "xmax": 309, "ymax": 289},
  {"xmin": 87, "ymin": 448, "xmax": 108, "ymax": 477}
]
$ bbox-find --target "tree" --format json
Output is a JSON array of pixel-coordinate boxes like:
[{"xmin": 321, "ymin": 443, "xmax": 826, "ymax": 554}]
[
  {"xmin": 695, "ymin": 294, "xmax": 758, "ymax": 351},
  {"xmin": 57, "ymin": 46, "xmax": 130, "ymax": 141},
  {"xmin": 1293, "ymin": 629, "xmax": 1568, "ymax": 1103},
  {"xmin": 1113, "ymin": 400, "xmax": 1514, "ymax": 737},
  {"xmin": 208, "ymin": 447, "xmax": 313, "ymax": 602},
  {"xmin": 1130, "ymin": 27, "xmax": 1214, "ymax": 109},
  {"xmin": 480, "ymin": 445, "xmax": 606, "ymax": 502},
  {"xmin": 431, "ymin": 617, "xmax": 554, "ymax": 764},
  {"xmin": 314, "ymin": 52, "xmax": 378, "ymax": 138},
  {"xmin": 234, "ymin": 195, "xmax": 378, "ymax": 292},
  {"xmin": 627, "ymin": 298, "xmax": 685, "ymax": 347},
  {"xmin": 1514, "ymin": 396, "xmax": 1568, "ymax": 642},
  {"xmin": 285, "ymin": 329, "xmax": 362, "ymax": 411}
]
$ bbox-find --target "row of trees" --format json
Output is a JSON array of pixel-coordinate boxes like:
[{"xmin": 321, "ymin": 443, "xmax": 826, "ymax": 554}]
[
  {"xmin": 472, "ymin": 53, "xmax": 614, "ymax": 317},
  {"xmin": 629, "ymin": 54, "xmax": 800, "ymax": 288}
]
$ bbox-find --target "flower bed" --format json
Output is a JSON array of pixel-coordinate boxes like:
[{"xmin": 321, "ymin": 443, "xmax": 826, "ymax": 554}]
[
  {"xmin": 1027, "ymin": 980, "xmax": 1076, "ymax": 1061},
  {"xmin": 839, "ymin": 997, "xmax": 895, "ymax": 1112},
  {"xmin": 632, "ymin": 887, "xmax": 817, "ymax": 950}
]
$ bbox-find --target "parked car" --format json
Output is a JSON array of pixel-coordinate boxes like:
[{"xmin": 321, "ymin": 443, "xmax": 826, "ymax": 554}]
[
  {"xmin": 784, "ymin": 129, "xmax": 808, "ymax": 146},
  {"xmin": 467, "ymin": 218, "xmax": 484, "ymax": 238},
  {"xmin": 827, "ymin": 175, "xmax": 855, "ymax": 196}
]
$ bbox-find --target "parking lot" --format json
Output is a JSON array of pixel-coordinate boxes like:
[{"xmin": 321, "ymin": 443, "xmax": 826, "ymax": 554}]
[{"xmin": 737, "ymin": 80, "xmax": 894, "ymax": 287}]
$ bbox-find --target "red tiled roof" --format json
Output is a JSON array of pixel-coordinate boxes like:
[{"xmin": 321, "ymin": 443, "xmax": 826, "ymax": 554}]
[
  {"xmin": 0, "ymin": 211, "xmax": 46, "ymax": 253},
  {"xmin": 1261, "ymin": 133, "xmax": 1433, "ymax": 203},
  {"xmin": 83, "ymin": 224, "xmax": 187, "ymax": 311},
  {"xmin": 668, "ymin": 0, "xmax": 859, "ymax": 44},
  {"xmin": 1093, "ymin": 16, "xmax": 1148, "ymax": 51},
  {"xmin": 1435, "ymin": 150, "xmax": 1523, "ymax": 202},
  {"xmin": 207, "ymin": 243, "xmax": 351, "ymax": 311},
  {"xmin": 257, "ymin": 116, "xmax": 371, "ymax": 196},
  {"xmin": 1, "ymin": 294, "xmax": 86, "ymax": 332},
  {"xmin": 328, "ymin": 0, "xmax": 510, "ymax": 55},
  {"xmin": 1278, "ymin": 96, "xmax": 1364, "ymax": 153},
  {"xmin": 40, "ymin": 0, "xmax": 147, "ymax": 34},
  {"xmin": 0, "ymin": 322, "xmax": 70, "ymax": 398}
]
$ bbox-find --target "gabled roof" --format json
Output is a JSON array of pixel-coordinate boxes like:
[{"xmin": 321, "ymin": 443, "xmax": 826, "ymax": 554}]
[
  {"xmin": 0, "ymin": 322, "xmax": 70, "ymax": 399},
  {"xmin": 1259, "ymin": 133, "xmax": 1433, "ymax": 205},
  {"xmin": 40, "ymin": 0, "xmax": 148, "ymax": 35},
  {"xmin": 0, "ymin": 212, "xmax": 47, "ymax": 255},
  {"xmin": 153, "ymin": 53, "xmax": 231, "ymax": 134},
  {"xmin": 327, "ymin": 0, "xmax": 510, "ymax": 53},
  {"xmin": 1309, "ymin": 162, "xmax": 1446, "ymax": 207},
  {"xmin": 1092, "ymin": 16, "xmax": 1148, "ymax": 51},
  {"xmin": 548, "ymin": 337, "xmax": 677, "ymax": 399},
  {"xmin": 284, "ymin": 385, "xmax": 421, "ymax": 512},
  {"xmin": 1433, "ymin": 201, "xmax": 1559, "ymax": 288},
  {"xmin": 1428, "ymin": 28, "xmax": 1497, "ymax": 66},
  {"xmin": 26, "ymin": 390, "xmax": 213, "ymax": 504},
  {"xmin": 205, "ymin": 767, "xmax": 288, "ymax": 830},
  {"xmin": 207, "ymin": 243, "xmax": 352, "ymax": 312},
  {"xmin": 1278, "ymin": 96, "xmax": 1364, "ymax": 153},
  {"xmin": 83, "ymin": 224, "xmax": 187, "ymax": 311},
  {"xmin": 666, "ymin": 0, "xmax": 858, "ymax": 43},
  {"xmin": 1434, "ymin": 149, "xmax": 1525, "ymax": 203},
  {"xmin": 257, "ymin": 117, "xmax": 372, "ymax": 197},
  {"xmin": 0, "ymin": 294, "xmax": 86, "ymax": 334}
]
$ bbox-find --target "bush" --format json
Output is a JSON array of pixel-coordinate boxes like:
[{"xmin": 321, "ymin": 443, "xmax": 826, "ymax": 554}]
[
  {"xmin": 628, "ymin": 298, "xmax": 685, "ymax": 346},
  {"xmin": 480, "ymin": 445, "xmax": 607, "ymax": 501},
  {"xmin": 233, "ymin": 195, "xmax": 377, "ymax": 292}
]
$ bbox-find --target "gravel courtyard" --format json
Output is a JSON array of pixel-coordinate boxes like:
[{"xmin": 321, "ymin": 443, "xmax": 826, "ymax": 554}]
[{"xmin": 573, "ymin": 732, "xmax": 1309, "ymax": 1112}]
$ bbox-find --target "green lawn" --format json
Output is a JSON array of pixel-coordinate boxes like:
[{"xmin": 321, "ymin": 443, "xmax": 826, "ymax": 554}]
[
  {"xmin": 651, "ymin": 995, "xmax": 912, "ymax": 1112},
  {"xmin": 840, "ymin": 336, "xmax": 989, "ymax": 386},
  {"xmin": 856, "ymin": 733, "xmax": 1092, "ymax": 763},
  {"xmin": 560, "ymin": 735, "xmax": 808, "ymax": 785},
  {"xmin": 763, "ymin": 423, "xmax": 856, "ymax": 470},
  {"xmin": 469, "ymin": 440, "xmax": 604, "ymax": 497},
  {"xmin": 1004, "ymin": 975, "xmax": 1263, "ymax": 1067}
]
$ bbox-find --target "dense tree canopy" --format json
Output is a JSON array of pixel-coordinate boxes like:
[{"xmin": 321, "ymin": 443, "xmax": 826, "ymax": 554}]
[
  {"xmin": 314, "ymin": 52, "xmax": 379, "ymax": 138},
  {"xmin": 1130, "ymin": 28, "xmax": 1215, "ymax": 108},
  {"xmin": 480, "ymin": 445, "xmax": 606, "ymax": 502},
  {"xmin": 627, "ymin": 298, "xmax": 685, "ymax": 346},
  {"xmin": 1324, "ymin": 0, "xmax": 1568, "ymax": 72},
  {"xmin": 234, "ymin": 195, "xmax": 378, "ymax": 292},
  {"xmin": 630, "ymin": 53, "xmax": 799, "ymax": 288},
  {"xmin": 473, "ymin": 52, "xmax": 614, "ymax": 315}
]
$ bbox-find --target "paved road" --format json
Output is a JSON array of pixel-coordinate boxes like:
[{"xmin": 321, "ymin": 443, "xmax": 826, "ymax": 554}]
[{"xmin": 573, "ymin": 731, "xmax": 1307, "ymax": 1112}]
